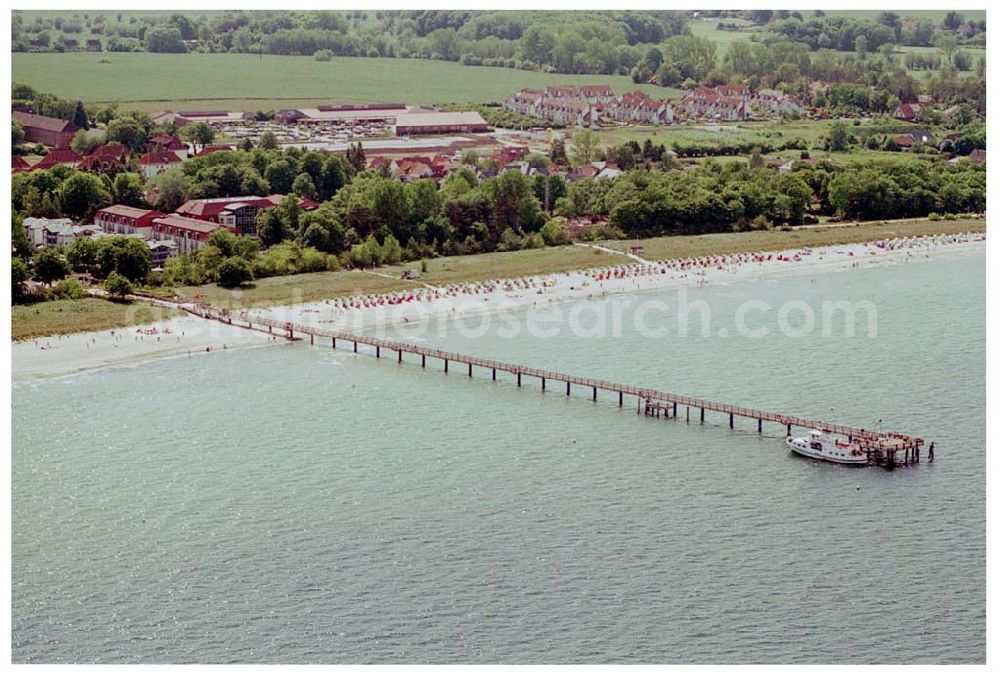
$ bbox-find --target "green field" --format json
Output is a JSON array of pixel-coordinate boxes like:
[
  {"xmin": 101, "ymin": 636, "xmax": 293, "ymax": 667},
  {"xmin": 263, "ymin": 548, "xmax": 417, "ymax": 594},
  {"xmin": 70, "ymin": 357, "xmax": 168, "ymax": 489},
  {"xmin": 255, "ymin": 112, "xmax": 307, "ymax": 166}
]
[
  {"xmin": 11, "ymin": 52, "xmax": 673, "ymax": 108},
  {"xmin": 687, "ymin": 18, "xmax": 757, "ymax": 59}
]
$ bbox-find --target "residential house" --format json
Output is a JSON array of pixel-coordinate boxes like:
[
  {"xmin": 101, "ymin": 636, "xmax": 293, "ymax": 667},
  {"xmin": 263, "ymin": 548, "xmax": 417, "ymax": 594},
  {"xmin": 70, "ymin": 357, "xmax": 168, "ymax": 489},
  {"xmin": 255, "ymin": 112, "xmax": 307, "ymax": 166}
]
[
  {"xmin": 145, "ymin": 134, "xmax": 188, "ymax": 154},
  {"xmin": 679, "ymin": 88, "xmax": 751, "ymax": 121},
  {"xmin": 893, "ymin": 131, "xmax": 935, "ymax": 150},
  {"xmin": 604, "ymin": 90, "xmax": 674, "ymax": 125},
  {"xmin": 31, "ymin": 149, "xmax": 83, "ymax": 171},
  {"xmin": 194, "ymin": 144, "xmax": 235, "ymax": 157},
  {"xmin": 12, "ymin": 156, "xmax": 31, "ymax": 172},
  {"xmin": 138, "ymin": 151, "xmax": 183, "ymax": 177},
  {"xmin": 894, "ymin": 103, "xmax": 922, "ymax": 121},
  {"xmin": 750, "ymin": 89, "xmax": 804, "ymax": 116},
  {"xmin": 78, "ymin": 143, "xmax": 130, "ymax": 173},
  {"xmin": 951, "ymin": 148, "xmax": 986, "ymax": 164},
  {"xmin": 566, "ymin": 161, "xmax": 622, "ymax": 181}
]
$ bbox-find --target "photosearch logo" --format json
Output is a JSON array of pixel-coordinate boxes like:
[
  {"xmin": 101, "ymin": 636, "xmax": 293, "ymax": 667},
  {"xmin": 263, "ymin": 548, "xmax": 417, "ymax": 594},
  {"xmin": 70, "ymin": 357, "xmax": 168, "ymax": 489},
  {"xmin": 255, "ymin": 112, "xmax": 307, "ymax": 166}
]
[{"xmin": 357, "ymin": 287, "xmax": 878, "ymax": 341}]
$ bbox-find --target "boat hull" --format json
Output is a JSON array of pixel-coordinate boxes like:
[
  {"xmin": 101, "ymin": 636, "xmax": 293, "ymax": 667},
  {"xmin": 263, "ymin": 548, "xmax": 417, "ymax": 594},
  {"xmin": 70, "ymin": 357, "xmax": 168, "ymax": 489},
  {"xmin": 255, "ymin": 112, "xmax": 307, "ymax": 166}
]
[{"xmin": 786, "ymin": 436, "xmax": 869, "ymax": 465}]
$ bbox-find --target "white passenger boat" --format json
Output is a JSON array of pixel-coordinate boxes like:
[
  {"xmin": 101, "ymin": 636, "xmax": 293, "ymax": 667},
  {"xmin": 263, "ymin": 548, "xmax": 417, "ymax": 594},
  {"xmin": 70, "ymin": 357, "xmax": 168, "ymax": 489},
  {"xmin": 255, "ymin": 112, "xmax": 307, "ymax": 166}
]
[{"xmin": 786, "ymin": 430, "xmax": 869, "ymax": 465}]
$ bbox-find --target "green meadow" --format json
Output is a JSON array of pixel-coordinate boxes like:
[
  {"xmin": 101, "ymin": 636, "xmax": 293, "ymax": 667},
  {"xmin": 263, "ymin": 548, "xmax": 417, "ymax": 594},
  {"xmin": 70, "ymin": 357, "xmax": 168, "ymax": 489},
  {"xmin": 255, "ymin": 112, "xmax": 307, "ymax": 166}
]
[{"xmin": 11, "ymin": 52, "xmax": 676, "ymax": 108}]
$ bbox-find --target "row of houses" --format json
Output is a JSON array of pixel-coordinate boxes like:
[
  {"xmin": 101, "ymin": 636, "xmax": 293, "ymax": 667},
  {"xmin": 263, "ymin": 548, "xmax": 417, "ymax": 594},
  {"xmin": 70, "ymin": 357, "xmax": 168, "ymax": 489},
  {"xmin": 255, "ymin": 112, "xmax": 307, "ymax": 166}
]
[
  {"xmin": 504, "ymin": 84, "xmax": 804, "ymax": 128},
  {"xmin": 677, "ymin": 85, "xmax": 804, "ymax": 121},
  {"xmin": 13, "ymin": 145, "xmax": 188, "ymax": 177},
  {"xmin": 12, "ymin": 127, "xmax": 199, "ymax": 176}
]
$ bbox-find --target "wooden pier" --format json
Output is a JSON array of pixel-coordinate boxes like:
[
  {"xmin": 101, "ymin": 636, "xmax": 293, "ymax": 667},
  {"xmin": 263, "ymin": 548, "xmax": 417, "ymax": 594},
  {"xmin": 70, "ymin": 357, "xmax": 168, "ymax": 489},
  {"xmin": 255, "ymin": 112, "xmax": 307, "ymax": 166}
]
[{"xmin": 189, "ymin": 305, "xmax": 928, "ymax": 467}]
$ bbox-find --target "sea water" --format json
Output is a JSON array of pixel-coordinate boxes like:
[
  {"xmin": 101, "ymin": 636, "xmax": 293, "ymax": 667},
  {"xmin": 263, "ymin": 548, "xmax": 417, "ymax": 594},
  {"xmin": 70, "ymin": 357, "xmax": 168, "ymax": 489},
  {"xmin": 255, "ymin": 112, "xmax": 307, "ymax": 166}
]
[{"xmin": 12, "ymin": 250, "xmax": 985, "ymax": 663}]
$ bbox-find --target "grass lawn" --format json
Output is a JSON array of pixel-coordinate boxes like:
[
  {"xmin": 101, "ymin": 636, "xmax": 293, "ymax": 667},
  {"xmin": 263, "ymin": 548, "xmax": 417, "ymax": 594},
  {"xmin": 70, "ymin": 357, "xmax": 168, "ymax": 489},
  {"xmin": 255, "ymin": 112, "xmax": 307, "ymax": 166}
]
[
  {"xmin": 12, "ymin": 297, "xmax": 183, "ymax": 341},
  {"xmin": 173, "ymin": 245, "xmax": 616, "ymax": 310},
  {"xmin": 12, "ymin": 52, "xmax": 672, "ymax": 108},
  {"xmin": 597, "ymin": 218, "xmax": 985, "ymax": 261}
]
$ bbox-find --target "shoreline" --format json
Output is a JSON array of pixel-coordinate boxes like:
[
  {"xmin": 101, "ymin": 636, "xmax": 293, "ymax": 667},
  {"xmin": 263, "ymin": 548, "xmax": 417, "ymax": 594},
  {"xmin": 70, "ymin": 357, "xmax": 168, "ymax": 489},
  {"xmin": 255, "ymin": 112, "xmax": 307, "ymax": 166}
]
[
  {"xmin": 12, "ymin": 314, "xmax": 286, "ymax": 383},
  {"xmin": 251, "ymin": 232, "xmax": 986, "ymax": 334},
  {"xmin": 12, "ymin": 233, "xmax": 986, "ymax": 382}
]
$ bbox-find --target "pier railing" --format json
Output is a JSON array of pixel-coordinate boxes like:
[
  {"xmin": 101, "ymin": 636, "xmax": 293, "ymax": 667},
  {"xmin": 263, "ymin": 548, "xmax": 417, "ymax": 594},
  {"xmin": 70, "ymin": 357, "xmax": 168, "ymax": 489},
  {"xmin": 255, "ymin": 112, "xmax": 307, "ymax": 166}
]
[{"xmin": 187, "ymin": 304, "xmax": 928, "ymax": 465}]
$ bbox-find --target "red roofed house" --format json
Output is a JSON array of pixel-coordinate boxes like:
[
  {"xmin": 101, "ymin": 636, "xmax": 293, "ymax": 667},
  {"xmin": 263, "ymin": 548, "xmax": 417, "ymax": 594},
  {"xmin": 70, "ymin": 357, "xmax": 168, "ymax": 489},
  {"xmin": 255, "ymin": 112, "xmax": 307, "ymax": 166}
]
[
  {"xmin": 12, "ymin": 111, "xmax": 80, "ymax": 148},
  {"xmin": 12, "ymin": 156, "xmax": 31, "ymax": 173},
  {"xmin": 194, "ymin": 144, "xmax": 235, "ymax": 157},
  {"xmin": 32, "ymin": 149, "xmax": 83, "ymax": 171},
  {"xmin": 139, "ymin": 151, "xmax": 184, "ymax": 177},
  {"xmin": 78, "ymin": 143, "xmax": 130, "ymax": 173},
  {"xmin": 175, "ymin": 194, "xmax": 318, "ymax": 236},
  {"xmin": 152, "ymin": 214, "xmax": 239, "ymax": 255},
  {"xmin": 493, "ymin": 145, "xmax": 529, "ymax": 167},
  {"xmin": 146, "ymin": 134, "xmax": 188, "ymax": 153},
  {"xmin": 894, "ymin": 103, "xmax": 922, "ymax": 122},
  {"xmin": 94, "ymin": 205, "xmax": 164, "ymax": 237}
]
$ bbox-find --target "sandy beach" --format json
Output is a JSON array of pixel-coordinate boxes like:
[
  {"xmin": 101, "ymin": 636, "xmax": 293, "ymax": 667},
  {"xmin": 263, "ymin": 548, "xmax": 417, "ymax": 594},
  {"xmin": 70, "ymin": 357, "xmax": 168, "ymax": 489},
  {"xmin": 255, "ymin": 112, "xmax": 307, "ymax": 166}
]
[
  {"xmin": 12, "ymin": 314, "xmax": 281, "ymax": 381},
  {"xmin": 12, "ymin": 231, "xmax": 985, "ymax": 381},
  {"xmin": 253, "ymin": 232, "xmax": 987, "ymax": 333}
]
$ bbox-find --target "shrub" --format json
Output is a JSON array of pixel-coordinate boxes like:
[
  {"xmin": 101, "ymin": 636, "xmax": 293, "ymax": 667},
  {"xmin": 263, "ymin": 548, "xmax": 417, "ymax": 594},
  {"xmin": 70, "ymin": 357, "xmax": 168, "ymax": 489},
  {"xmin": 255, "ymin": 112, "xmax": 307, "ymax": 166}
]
[
  {"xmin": 314, "ymin": 49, "xmax": 333, "ymax": 61},
  {"xmin": 104, "ymin": 271, "xmax": 133, "ymax": 299},
  {"xmin": 216, "ymin": 257, "xmax": 254, "ymax": 288},
  {"xmin": 47, "ymin": 278, "xmax": 85, "ymax": 301},
  {"xmin": 539, "ymin": 218, "xmax": 571, "ymax": 246}
]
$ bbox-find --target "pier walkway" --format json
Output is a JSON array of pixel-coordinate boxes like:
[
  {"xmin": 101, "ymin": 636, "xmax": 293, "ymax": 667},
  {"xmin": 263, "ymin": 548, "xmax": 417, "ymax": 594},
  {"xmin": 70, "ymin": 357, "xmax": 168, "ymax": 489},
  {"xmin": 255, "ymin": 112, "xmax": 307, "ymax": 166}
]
[{"xmin": 188, "ymin": 304, "xmax": 928, "ymax": 467}]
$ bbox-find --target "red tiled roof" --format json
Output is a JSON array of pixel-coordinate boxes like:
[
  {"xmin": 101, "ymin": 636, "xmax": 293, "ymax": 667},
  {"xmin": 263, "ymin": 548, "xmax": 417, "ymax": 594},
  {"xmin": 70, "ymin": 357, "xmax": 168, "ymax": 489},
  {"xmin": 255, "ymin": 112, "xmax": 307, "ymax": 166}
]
[
  {"xmin": 89, "ymin": 143, "xmax": 128, "ymax": 158},
  {"xmin": 33, "ymin": 149, "xmax": 82, "ymax": 169},
  {"xmin": 96, "ymin": 205, "xmax": 162, "ymax": 220},
  {"xmin": 139, "ymin": 151, "xmax": 182, "ymax": 165},
  {"xmin": 153, "ymin": 214, "xmax": 234, "ymax": 235},
  {"xmin": 194, "ymin": 144, "xmax": 234, "ymax": 157},
  {"xmin": 12, "ymin": 111, "xmax": 80, "ymax": 134}
]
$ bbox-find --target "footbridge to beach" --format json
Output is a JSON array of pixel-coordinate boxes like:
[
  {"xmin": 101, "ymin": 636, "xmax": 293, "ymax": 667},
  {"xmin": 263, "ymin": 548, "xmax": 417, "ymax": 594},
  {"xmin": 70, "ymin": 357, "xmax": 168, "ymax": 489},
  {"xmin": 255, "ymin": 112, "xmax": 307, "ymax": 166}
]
[{"xmin": 187, "ymin": 304, "xmax": 929, "ymax": 468}]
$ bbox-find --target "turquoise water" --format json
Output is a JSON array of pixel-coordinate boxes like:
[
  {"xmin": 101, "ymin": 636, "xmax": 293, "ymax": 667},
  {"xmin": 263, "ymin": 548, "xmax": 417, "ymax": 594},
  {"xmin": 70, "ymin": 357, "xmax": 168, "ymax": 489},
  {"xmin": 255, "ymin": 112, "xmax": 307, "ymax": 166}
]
[{"xmin": 12, "ymin": 251, "xmax": 985, "ymax": 663}]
